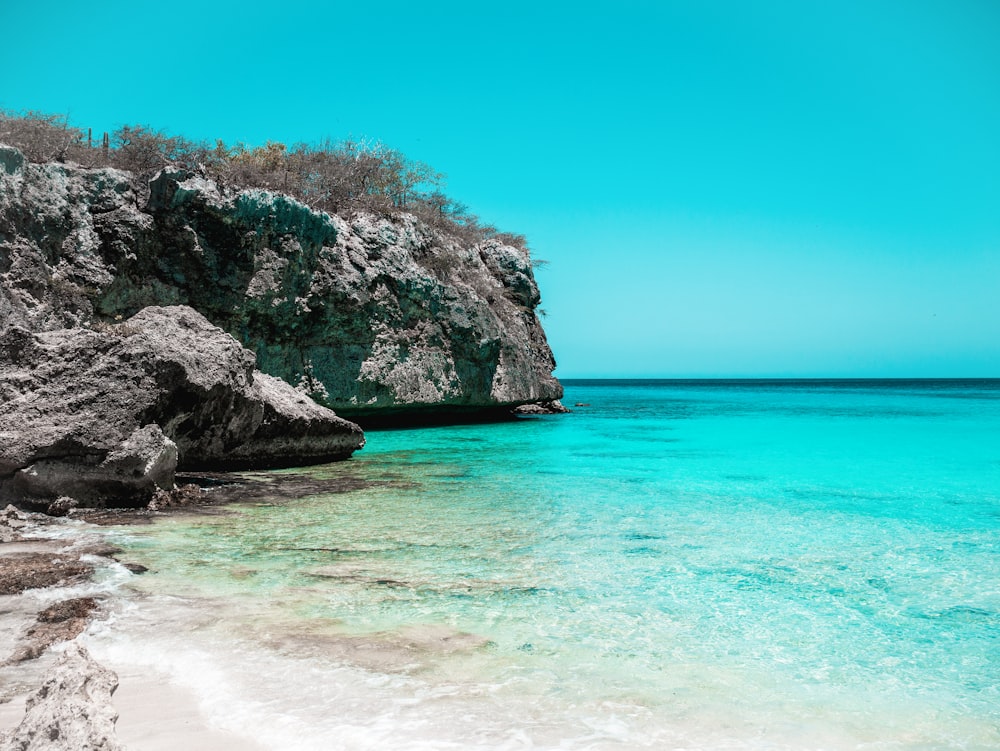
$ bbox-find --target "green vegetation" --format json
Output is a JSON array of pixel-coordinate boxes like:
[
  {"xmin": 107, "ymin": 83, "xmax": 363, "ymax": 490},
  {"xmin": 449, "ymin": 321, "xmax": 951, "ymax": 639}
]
[{"xmin": 0, "ymin": 109, "xmax": 528, "ymax": 248}]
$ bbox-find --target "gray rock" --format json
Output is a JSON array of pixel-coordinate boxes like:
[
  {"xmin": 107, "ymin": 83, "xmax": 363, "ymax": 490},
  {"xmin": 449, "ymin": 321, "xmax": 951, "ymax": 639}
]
[
  {"xmin": 0, "ymin": 643, "xmax": 123, "ymax": 751},
  {"xmin": 44, "ymin": 497, "xmax": 78, "ymax": 518},
  {"xmin": 3, "ymin": 425, "xmax": 178, "ymax": 509},
  {"xmin": 0, "ymin": 306, "xmax": 364, "ymax": 507},
  {"xmin": 0, "ymin": 147, "xmax": 563, "ymax": 422},
  {"xmin": 513, "ymin": 399, "xmax": 571, "ymax": 416},
  {"xmin": 1, "ymin": 505, "xmax": 27, "ymax": 542}
]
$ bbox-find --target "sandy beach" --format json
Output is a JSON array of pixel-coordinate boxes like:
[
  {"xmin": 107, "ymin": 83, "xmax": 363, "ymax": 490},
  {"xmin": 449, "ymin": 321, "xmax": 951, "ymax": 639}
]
[
  {"xmin": 101, "ymin": 664, "xmax": 269, "ymax": 751},
  {"xmin": 0, "ymin": 652, "xmax": 269, "ymax": 750},
  {"xmin": 0, "ymin": 506, "xmax": 263, "ymax": 750}
]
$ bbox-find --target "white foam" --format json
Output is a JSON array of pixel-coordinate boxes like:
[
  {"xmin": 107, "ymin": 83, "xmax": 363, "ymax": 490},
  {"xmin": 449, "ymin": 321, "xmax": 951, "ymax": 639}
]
[
  {"xmin": 84, "ymin": 593, "xmax": 684, "ymax": 750},
  {"xmin": 76, "ymin": 577, "xmax": 1000, "ymax": 751}
]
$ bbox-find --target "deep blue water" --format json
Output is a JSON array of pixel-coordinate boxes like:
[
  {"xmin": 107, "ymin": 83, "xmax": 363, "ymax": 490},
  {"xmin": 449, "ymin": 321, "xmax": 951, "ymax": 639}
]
[{"xmin": 90, "ymin": 379, "xmax": 1000, "ymax": 750}]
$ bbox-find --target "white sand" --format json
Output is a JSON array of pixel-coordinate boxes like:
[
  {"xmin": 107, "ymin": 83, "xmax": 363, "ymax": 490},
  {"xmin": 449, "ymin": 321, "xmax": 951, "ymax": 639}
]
[
  {"xmin": 0, "ymin": 656, "xmax": 271, "ymax": 751},
  {"xmin": 1, "ymin": 513, "xmax": 272, "ymax": 749},
  {"xmin": 109, "ymin": 663, "xmax": 271, "ymax": 751}
]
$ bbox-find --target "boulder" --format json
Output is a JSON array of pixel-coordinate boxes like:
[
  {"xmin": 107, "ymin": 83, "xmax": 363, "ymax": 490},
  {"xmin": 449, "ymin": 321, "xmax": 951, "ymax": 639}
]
[
  {"xmin": 0, "ymin": 643, "xmax": 123, "ymax": 751},
  {"xmin": 513, "ymin": 399, "xmax": 570, "ymax": 416},
  {"xmin": 0, "ymin": 306, "xmax": 364, "ymax": 507}
]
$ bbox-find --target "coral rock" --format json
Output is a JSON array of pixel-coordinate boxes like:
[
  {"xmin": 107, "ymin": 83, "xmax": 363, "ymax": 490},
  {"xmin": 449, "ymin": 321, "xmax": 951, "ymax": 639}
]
[
  {"xmin": 0, "ymin": 147, "xmax": 562, "ymax": 426},
  {"xmin": 0, "ymin": 643, "xmax": 123, "ymax": 751}
]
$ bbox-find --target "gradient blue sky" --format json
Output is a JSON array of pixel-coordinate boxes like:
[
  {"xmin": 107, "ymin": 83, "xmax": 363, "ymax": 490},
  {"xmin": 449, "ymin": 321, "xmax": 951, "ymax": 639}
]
[{"xmin": 2, "ymin": 1, "xmax": 998, "ymax": 377}]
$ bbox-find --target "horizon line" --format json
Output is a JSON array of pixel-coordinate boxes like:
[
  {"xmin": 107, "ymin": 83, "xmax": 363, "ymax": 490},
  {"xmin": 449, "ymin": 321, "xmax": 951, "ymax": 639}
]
[{"xmin": 558, "ymin": 376, "xmax": 1000, "ymax": 382}]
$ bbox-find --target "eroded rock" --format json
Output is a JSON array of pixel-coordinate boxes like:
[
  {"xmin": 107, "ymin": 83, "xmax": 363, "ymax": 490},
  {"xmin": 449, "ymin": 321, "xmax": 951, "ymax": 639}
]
[
  {"xmin": 0, "ymin": 554, "xmax": 92, "ymax": 596},
  {"xmin": 43, "ymin": 498, "xmax": 78, "ymax": 518},
  {"xmin": 6, "ymin": 598, "xmax": 100, "ymax": 664},
  {"xmin": 0, "ymin": 306, "xmax": 364, "ymax": 507},
  {"xmin": 0, "ymin": 643, "xmax": 123, "ymax": 751},
  {"xmin": 513, "ymin": 399, "xmax": 570, "ymax": 415},
  {"xmin": 147, "ymin": 483, "xmax": 202, "ymax": 511},
  {"xmin": 0, "ymin": 505, "xmax": 27, "ymax": 543}
]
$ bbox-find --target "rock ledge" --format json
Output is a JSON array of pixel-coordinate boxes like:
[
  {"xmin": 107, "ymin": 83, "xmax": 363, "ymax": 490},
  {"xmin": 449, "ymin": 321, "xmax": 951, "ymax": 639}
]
[{"xmin": 0, "ymin": 306, "xmax": 364, "ymax": 508}]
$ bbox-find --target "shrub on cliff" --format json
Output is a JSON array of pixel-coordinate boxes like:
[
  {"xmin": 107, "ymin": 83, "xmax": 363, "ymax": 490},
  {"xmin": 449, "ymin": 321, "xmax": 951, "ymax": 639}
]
[
  {"xmin": 111, "ymin": 125, "xmax": 201, "ymax": 173},
  {"xmin": 0, "ymin": 110, "xmax": 88, "ymax": 164},
  {"xmin": 0, "ymin": 109, "xmax": 528, "ymax": 253}
]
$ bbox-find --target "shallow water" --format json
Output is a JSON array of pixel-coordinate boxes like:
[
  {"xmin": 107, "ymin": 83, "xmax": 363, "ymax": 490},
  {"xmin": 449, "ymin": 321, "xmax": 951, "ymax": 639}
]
[{"xmin": 85, "ymin": 380, "xmax": 1000, "ymax": 749}]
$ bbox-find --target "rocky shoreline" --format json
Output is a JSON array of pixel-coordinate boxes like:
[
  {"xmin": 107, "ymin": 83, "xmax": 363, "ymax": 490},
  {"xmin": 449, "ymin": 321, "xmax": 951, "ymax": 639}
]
[
  {"xmin": 1, "ymin": 304, "xmax": 365, "ymax": 511},
  {"xmin": 0, "ymin": 140, "xmax": 566, "ymax": 748},
  {"xmin": 0, "ymin": 469, "xmax": 355, "ymax": 750},
  {"xmin": 2, "ymin": 141, "xmax": 564, "ymax": 512},
  {"xmin": 0, "ymin": 504, "xmax": 125, "ymax": 750},
  {"xmin": 0, "ymin": 144, "xmax": 562, "ymax": 425}
]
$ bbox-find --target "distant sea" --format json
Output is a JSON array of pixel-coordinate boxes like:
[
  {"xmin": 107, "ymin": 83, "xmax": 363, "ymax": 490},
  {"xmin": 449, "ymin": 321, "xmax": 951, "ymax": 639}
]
[{"xmin": 86, "ymin": 379, "xmax": 1000, "ymax": 750}]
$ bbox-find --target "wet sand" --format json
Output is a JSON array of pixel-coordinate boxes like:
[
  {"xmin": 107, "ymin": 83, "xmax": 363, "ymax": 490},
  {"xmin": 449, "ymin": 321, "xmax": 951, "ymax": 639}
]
[
  {"xmin": 0, "ymin": 653, "xmax": 271, "ymax": 750},
  {"xmin": 108, "ymin": 664, "xmax": 270, "ymax": 751}
]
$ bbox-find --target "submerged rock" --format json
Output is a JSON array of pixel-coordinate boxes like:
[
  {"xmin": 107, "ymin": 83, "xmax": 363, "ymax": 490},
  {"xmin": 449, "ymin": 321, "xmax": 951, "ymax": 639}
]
[
  {"xmin": 0, "ymin": 554, "xmax": 92, "ymax": 596},
  {"xmin": 0, "ymin": 643, "xmax": 123, "ymax": 751},
  {"xmin": 0, "ymin": 146, "xmax": 562, "ymax": 423},
  {"xmin": 0, "ymin": 305, "xmax": 364, "ymax": 508},
  {"xmin": 513, "ymin": 399, "xmax": 570, "ymax": 415}
]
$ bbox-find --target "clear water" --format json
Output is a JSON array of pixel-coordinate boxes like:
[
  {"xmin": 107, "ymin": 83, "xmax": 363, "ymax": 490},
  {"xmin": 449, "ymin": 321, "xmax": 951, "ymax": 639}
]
[{"xmin": 85, "ymin": 380, "xmax": 1000, "ymax": 750}]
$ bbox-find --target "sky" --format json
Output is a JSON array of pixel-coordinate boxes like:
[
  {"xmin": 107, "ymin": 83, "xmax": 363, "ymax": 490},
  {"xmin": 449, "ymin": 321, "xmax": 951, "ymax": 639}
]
[{"xmin": 2, "ymin": 0, "xmax": 998, "ymax": 377}]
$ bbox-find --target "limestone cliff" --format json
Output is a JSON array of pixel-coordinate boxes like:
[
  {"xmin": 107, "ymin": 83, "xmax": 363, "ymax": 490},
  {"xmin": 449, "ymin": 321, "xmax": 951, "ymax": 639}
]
[{"xmin": 0, "ymin": 145, "xmax": 562, "ymax": 425}]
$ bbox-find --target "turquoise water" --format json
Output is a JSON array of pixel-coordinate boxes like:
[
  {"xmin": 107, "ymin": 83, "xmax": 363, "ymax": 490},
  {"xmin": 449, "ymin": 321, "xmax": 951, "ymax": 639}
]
[{"xmin": 88, "ymin": 380, "xmax": 1000, "ymax": 750}]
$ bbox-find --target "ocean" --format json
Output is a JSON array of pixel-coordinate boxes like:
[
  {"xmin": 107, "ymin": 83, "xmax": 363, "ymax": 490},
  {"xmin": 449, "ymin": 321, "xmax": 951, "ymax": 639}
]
[{"xmin": 83, "ymin": 379, "xmax": 1000, "ymax": 749}]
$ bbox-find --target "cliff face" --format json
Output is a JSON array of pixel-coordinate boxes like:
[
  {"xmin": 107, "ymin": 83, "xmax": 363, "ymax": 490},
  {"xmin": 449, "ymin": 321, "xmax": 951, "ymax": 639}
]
[{"xmin": 0, "ymin": 145, "xmax": 562, "ymax": 424}]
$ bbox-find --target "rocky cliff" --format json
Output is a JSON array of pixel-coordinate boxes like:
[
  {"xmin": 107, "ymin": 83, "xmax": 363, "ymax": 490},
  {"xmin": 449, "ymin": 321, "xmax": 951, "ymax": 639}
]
[
  {"xmin": 0, "ymin": 305, "xmax": 364, "ymax": 508},
  {"xmin": 0, "ymin": 145, "xmax": 562, "ymax": 425}
]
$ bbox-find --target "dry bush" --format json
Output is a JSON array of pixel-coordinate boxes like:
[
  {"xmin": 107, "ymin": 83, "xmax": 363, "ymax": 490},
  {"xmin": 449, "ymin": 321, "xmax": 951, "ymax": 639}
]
[
  {"xmin": 0, "ymin": 109, "xmax": 86, "ymax": 163},
  {"xmin": 1, "ymin": 110, "xmax": 533, "ymax": 256}
]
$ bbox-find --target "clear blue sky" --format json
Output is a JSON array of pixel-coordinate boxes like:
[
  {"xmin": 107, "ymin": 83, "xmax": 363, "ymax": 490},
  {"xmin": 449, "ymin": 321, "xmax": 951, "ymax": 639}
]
[{"xmin": 2, "ymin": 0, "xmax": 998, "ymax": 377}]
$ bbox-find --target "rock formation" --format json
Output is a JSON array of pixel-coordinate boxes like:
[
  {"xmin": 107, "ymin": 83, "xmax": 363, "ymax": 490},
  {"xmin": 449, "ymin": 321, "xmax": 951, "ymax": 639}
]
[
  {"xmin": 6, "ymin": 598, "xmax": 99, "ymax": 664},
  {"xmin": 0, "ymin": 643, "xmax": 123, "ymax": 751},
  {"xmin": 0, "ymin": 553, "xmax": 92, "ymax": 596},
  {"xmin": 0, "ymin": 141, "xmax": 564, "ymax": 506},
  {"xmin": 0, "ymin": 146, "xmax": 562, "ymax": 424},
  {"xmin": 0, "ymin": 305, "xmax": 364, "ymax": 508}
]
